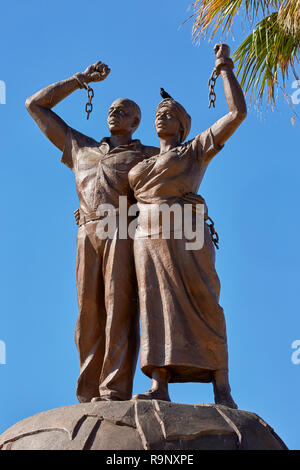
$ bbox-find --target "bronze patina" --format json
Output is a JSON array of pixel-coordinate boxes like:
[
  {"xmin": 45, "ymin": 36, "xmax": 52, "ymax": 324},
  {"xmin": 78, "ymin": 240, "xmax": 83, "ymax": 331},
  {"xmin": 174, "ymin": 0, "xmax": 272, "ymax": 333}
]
[{"xmin": 26, "ymin": 44, "xmax": 246, "ymax": 409}]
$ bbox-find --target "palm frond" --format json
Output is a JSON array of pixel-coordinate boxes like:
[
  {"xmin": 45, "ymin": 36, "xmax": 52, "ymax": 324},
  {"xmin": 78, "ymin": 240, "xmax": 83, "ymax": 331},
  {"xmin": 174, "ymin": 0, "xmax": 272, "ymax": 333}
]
[
  {"xmin": 190, "ymin": 0, "xmax": 280, "ymax": 41},
  {"xmin": 234, "ymin": 12, "xmax": 300, "ymax": 104},
  {"xmin": 278, "ymin": 0, "xmax": 300, "ymax": 38}
]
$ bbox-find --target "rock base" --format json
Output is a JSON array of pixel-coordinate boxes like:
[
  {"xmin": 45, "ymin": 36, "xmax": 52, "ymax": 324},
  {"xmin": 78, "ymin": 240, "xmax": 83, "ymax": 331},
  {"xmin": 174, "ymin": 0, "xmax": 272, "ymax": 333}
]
[{"xmin": 0, "ymin": 400, "xmax": 287, "ymax": 450}]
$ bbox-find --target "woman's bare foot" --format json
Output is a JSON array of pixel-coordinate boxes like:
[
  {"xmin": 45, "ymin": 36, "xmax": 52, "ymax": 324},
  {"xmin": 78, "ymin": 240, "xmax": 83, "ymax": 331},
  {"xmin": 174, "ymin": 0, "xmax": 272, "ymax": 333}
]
[
  {"xmin": 91, "ymin": 395, "xmax": 123, "ymax": 402},
  {"xmin": 132, "ymin": 388, "xmax": 171, "ymax": 401},
  {"xmin": 91, "ymin": 397, "xmax": 111, "ymax": 402},
  {"xmin": 213, "ymin": 370, "xmax": 238, "ymax": 409},
  {"xmin": 133, "ymin": 367, "xmax": 171, "ymax": 401},
  {"xmin": 213, "ymin": 385, "xmax": 238, "ymax": 409}
]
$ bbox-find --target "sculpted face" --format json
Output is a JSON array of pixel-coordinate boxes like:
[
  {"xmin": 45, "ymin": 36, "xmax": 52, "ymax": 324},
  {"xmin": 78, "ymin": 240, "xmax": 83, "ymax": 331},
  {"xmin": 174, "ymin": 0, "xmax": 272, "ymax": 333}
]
[
  {"xmin": 155, "ymin": 106, "xmax": 181, "ymax": 139},
  {"xmin": 107, "ymin": 99, "xmax": 140, "ymax": 136}
]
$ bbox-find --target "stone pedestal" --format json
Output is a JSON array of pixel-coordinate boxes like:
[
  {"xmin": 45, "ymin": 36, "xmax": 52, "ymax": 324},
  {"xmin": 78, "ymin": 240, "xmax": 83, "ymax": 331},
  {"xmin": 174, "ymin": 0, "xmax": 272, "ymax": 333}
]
[{"xmin": 0, "ymin": 401, "xmax": 287, "ymax": 450}]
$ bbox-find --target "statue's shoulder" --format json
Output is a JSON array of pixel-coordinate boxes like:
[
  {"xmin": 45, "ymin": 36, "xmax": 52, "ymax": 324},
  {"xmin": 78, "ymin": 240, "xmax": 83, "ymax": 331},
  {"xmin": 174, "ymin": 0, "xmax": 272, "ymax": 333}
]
[
  {"xmin": 66, "ymin": 126, "xmax": 99, "ymax": 147},
  {"xmin": 141, "ymin": 144, "xmax": 159, "ymax": 158}
]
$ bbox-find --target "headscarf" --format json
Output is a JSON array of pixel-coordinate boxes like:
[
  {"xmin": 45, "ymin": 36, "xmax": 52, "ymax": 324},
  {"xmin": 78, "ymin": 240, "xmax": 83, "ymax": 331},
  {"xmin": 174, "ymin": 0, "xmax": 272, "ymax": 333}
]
[{"xmin": 156, "ymin": 98, "xmax": 191, "ymax": 143}]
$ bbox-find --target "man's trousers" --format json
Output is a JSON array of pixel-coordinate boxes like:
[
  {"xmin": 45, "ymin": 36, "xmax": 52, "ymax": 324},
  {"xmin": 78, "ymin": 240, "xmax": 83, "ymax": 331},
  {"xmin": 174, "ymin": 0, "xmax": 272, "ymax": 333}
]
[{"xmin": 75, "ymin": 218, "xmax": 139, "ymax": 402}]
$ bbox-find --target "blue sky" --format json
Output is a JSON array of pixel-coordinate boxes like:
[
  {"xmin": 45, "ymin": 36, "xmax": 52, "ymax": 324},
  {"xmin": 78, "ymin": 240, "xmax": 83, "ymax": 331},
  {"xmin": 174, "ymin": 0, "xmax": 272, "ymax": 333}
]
[{"xmin": 1, "ymin": 0, "xmax": 299, "ymax": 450}]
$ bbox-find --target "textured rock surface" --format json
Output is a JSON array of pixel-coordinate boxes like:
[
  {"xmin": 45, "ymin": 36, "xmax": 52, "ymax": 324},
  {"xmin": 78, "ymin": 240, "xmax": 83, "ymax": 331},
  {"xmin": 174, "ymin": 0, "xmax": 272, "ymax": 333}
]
[{"xmin": 0, "ymin": 401, "xmax": 288, "ymax": 450}]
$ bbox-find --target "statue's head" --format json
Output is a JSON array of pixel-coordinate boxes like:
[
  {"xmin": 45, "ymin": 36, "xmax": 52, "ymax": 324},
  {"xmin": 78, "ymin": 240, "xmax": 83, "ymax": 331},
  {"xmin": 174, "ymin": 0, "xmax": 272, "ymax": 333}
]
[
  {"xmin": 155, "ymin": 99, "xmax": 191, "ymax": 143},
  {"xmin": 107, "ymin": 98, "xmax": 141, "ymax": 136}
]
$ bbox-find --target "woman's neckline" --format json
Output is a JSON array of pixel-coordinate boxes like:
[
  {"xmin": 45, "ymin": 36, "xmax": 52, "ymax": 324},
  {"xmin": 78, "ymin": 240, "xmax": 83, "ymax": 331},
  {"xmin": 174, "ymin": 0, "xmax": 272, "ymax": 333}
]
[{"xmin": 159, "ymin": 143, "xmax": 182, "ymax": 156}]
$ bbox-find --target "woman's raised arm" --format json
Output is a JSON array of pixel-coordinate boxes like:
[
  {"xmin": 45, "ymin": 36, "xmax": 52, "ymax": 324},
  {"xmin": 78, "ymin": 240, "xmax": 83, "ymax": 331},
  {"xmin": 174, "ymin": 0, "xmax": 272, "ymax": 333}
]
[{"xmin": 203, "ymin": 44, "xmax": 247, "ymax": 161}]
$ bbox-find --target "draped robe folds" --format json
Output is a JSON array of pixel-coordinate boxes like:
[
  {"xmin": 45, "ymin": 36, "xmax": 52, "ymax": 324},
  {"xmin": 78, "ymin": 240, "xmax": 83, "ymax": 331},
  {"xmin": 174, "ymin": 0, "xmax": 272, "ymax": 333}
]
[{"xmin": 128, "ymin": 129, "xmax": 229, "ymax": 383}]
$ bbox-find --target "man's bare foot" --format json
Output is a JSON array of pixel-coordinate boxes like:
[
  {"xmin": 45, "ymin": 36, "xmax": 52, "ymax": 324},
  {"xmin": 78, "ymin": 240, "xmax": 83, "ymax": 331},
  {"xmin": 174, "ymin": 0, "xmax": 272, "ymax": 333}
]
[{"xmin": 132, "ymin": 389, "xmax": 171, "ymax": 401}]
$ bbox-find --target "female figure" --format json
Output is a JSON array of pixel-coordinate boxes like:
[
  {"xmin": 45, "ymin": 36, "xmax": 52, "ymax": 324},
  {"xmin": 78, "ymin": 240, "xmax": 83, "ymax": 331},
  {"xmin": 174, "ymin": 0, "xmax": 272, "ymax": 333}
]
[{"xmin": 128, "ymin": 44, "xmax": 247, "ymax": 408}]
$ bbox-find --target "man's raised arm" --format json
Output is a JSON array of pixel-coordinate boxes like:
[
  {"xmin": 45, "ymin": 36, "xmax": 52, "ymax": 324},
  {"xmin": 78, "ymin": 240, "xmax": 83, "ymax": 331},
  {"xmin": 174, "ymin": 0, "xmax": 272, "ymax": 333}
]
[{"xmin": 25, "ymin": 62, "xmax": 110, "ymax": 151}]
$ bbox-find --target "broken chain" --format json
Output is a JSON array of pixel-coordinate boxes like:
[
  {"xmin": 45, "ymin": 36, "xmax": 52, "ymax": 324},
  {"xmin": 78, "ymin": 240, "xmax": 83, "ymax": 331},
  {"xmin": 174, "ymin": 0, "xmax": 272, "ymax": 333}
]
[
  {"xmin": 73, "ymin": 73, "xmax": 95, "ymax": 120},
  {"xmin": 82, "ymin": 83, "xmax": 94, "ymax": 120},
  {"xmin": 208, "ymin": 68, "xmax": 218, "ymax": 109},
  {"xmin": 206, "ymin": 216, "xmax": 219, "ymax": 250}
]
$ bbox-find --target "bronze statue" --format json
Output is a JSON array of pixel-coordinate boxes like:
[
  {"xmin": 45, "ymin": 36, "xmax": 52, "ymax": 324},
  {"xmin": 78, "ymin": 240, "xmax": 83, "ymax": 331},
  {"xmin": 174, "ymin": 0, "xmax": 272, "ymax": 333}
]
[
  {"xmin": 129, "ymin": 44, "xmax": 247, "ymax": 408},
  {"xmin": 26, "ymin": 44, "xmax": 246, "ymax": 408},
  {"xmin": 25, "ymin": 62, "xmax": 158, "ymax": 403}
]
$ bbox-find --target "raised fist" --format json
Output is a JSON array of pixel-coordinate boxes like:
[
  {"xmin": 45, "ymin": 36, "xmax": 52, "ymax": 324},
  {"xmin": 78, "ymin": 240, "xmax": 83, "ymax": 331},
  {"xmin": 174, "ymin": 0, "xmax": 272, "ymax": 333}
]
[
  {"xmin": 214, "ymin": 44, "xmax": 230, "ymax": 60},
  {"xmin": 81, "ymin": 61, "xmax": 111, "ymax": 83}
]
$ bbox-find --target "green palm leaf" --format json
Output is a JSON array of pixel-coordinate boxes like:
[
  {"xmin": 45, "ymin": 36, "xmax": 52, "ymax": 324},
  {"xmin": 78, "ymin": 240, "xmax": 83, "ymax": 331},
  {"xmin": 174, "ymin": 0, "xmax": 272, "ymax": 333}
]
[
  {"xmin": 278, "ymin": 0, "xmax": 300, "ymax": 37},
  {"xmin": 234, "ymin": 12, "xmax": 300, "ymax": 103},
  {"xmin": 190, "ymin": 0, "xmax": 280, "ymax": 41},
  {"xmin": 188, "ymin": 0, "xmax": 300, "ymax": 108}
]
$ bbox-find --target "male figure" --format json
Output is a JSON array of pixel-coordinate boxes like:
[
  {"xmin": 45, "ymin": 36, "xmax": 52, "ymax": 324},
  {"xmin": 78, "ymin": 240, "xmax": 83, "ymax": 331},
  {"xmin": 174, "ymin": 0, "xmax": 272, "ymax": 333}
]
[{"xmin": 26, "ymin": 62, "xmax": 158, "ymax": 402}]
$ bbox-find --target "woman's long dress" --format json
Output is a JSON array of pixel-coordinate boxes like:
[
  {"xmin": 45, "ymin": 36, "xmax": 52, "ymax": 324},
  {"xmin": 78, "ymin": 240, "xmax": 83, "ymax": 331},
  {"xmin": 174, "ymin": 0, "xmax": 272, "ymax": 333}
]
[{"xmin": 128, "ymin": 128, "xmax": 228, "ymax": 383}]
